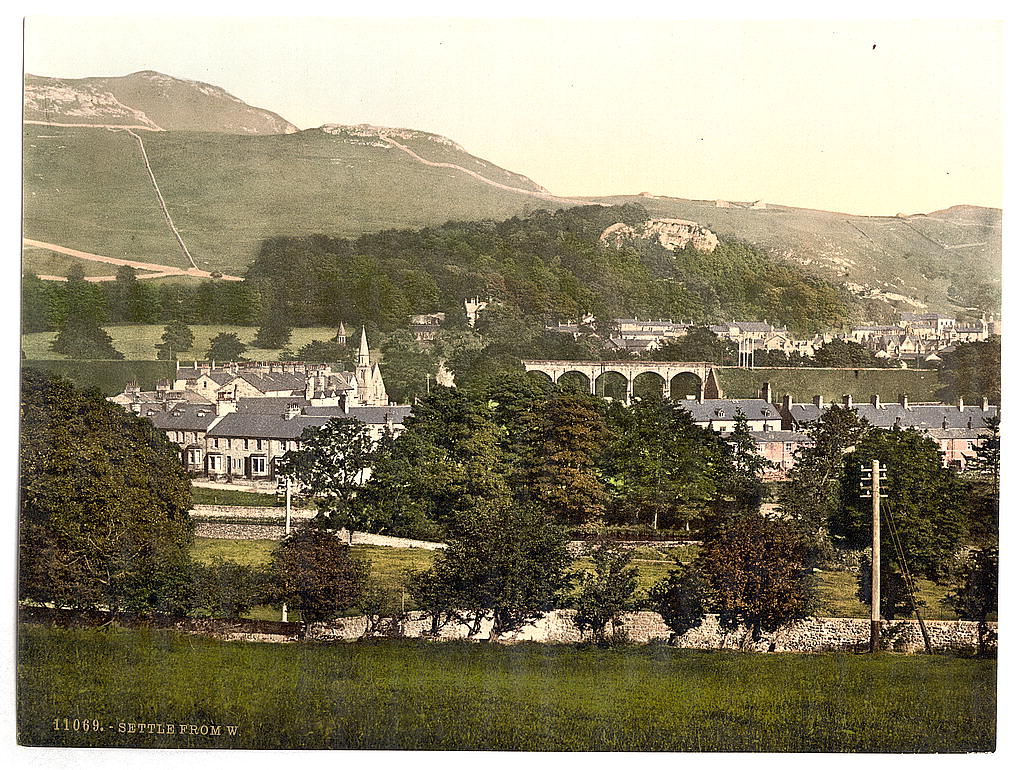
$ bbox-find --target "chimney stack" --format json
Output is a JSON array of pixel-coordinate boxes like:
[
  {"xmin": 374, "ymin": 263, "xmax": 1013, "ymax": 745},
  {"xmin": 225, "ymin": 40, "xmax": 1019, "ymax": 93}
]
[
  {"xmin": 842, "ymin": 395, "xmax": 853, "ymax": 408},
  {"xmin": 284, "ymin": 403, "xmax": 301, "ymax": 420},
  {"xmin": 958, "ymin": 397, "xmax": 965, "ymax": 412},
  {"xmin": 812, "ymin": 395, "xmax": 823, "ymax": 408},
  {"xmin": 982, "ymin": 396, "xmax": 989, "ymax": 411},
  {"xmin": 871, "ymin": 394, "xmax": 881, "ymax": 409},
  {"xmin": 782, "ymin": 394, "xmax": 793, "ymax": 412},
  {"xmin": 900, "ymin": 394, "xmax": 910, "ymax": 409}
]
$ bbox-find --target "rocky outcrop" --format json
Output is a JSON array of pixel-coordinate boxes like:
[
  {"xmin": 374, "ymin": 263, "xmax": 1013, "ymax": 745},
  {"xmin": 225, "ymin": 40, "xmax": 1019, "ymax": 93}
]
[{"xmin": 600, "ymin": 218, "xmax": 718, "ymax": 253}]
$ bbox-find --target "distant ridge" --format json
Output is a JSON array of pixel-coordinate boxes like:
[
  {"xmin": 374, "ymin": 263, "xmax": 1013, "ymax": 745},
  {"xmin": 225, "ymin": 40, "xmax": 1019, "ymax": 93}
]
[{"xmin": 24, "ymin": 71, "xmax": 298, "ymax": 134}]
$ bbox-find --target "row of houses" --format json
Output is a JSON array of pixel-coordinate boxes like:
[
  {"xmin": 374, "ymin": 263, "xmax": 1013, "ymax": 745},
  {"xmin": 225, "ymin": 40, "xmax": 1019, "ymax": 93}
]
[{"xmin": 672, "ymin": 386, "xmax": 997, "ymax": 477}]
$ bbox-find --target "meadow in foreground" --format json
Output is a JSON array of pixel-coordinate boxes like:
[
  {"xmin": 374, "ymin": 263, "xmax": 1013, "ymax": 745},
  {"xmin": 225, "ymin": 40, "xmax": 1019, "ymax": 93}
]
[{"xmin": 18, "ymin": 624, "xmax": 995, "ymax": 752}]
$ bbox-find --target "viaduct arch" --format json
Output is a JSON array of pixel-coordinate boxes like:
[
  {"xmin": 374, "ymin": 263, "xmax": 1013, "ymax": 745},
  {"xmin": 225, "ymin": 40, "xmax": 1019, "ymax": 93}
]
[{"xmin": 521, "ymin": 360, "xmax": 722, "ymax": 404}]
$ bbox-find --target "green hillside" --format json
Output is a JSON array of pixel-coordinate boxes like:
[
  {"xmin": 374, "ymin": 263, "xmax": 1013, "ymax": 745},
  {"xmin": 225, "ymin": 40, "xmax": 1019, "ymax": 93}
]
[
  {"xmin": 591, "ymin": 195, "xmax": 1000, "ymax": 315},
  {"xmin": 22, "ymin": 125, "xmax": 566, "ymax": 274}
]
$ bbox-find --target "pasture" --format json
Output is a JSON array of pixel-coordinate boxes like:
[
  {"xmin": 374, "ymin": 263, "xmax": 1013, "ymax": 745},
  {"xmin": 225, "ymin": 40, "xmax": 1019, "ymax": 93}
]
[{"xmin": 16, "ymin": 624, "xmax": 995, "ymax": 751}]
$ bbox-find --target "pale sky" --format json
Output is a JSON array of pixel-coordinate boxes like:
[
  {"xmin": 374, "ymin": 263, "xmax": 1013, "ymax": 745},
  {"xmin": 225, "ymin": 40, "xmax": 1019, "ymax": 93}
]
[{"xmin": 23, "ymin": 16, "xmax": 1003, "ymax": 215}]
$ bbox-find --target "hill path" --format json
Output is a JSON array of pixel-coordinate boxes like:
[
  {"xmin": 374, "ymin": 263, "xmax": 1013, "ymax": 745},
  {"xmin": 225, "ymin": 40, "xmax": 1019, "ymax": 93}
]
[
  {"xmin": 119, "ymin": 128, "xmax": 200, "ymax": 270},
  {"xmin": 23, "ymin": 238, "xmax": 243, "ymax": 282},
  {"xmin": 379, "ymin": 135, "xmax": 602, "ymax": 207},
  {"xmin": 25, "ymin": 119, "xmax": 164, "ymax": 131}
]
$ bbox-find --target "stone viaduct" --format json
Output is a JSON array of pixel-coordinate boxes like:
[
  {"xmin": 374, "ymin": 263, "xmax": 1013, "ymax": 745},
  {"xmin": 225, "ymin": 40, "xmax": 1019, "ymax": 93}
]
[{"xmin": 521, "ymin": 360, "xmax": 722, "ymax": 403}]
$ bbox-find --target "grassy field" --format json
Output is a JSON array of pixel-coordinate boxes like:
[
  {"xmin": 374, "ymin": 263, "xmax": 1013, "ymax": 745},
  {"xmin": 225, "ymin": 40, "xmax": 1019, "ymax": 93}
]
[
  {"xmin": 16, "ymin": 624, "xmax": 996, "ymax": 751},
  {"xmin": 190, "ymin": 537, "xmax": 957, "ymax": 620},
  {"xmin": 718, "ymin": 366, "xmax": 943, "ymax": 403},
  {"xmin": 21, "ymin": 324, "xmax": 338, "ymax": 362}
]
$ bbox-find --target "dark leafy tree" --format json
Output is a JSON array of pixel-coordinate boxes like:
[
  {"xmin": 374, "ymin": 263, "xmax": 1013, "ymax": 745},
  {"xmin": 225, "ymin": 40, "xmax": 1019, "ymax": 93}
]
[
  {"xmin": 722, "ymin": 411, "xmax": 771, "ymax": 511},
  {"xmin": 155, "ymin": 319, "xmax": 195, "ymax": 360},
  {"xmin": 253, "ymin": 294, "xmax": 293, "ymax": 349},
  {"xmin": 408, "ymin": 500, "xmax": 570, "ymax": 640},
  {"xmin": 813, "ymin": 340, "xmax": 877, "ymax": 368},
  {"xmin": 282, "ymin": 338, "xmax": 348, "ymax": 363},
  {"xmin": 697, "ymin": 513, "xmax": 814, "ymax": 641},
  {"xmin": 605, "ymin": 399, "xmax": 730, "ymax": 531},
  {"xmin": 835, "ymin": 428, "xmax": 971, "ymax": 585},
  {"xmin": 378, "ymin": 331, "xmax": 440, "ymax": 403},
  {"xmin": 938, "ymin": 338, "xmax": 1000, "ymax": 403},
  {"xmin": 649, "ymin": 564, "xmax": 710, "ymax": 641},
  {"xmin": 517, "ymin": 393, "xmax": 612, "ymax": 527},
  {"xmin": 647, "ymin": 326, "xmax": 737, "ymax": 365},
  {"xmin": 49, "ymin": 265, "xmax": 123, "ymax": 359},
  {"xmin": 945, "ymin": 545, "xmax": 998, "ymax": 655},
  {"xmin": 779, "ymin": 406, "xmax": 871, "ymax": 558},
  {"xmin": 192, "ymin": 560, "xmax": 269, "ymax": 618},
  {"xmin": 268, "ymin": 528, "xmax": 367, "ymax": 623},
  {"xmin": 281, "ymin": 417, "xmax": 377, "ymax": 539},
  {"xmin": 207, "ymin": 332, "xmax": 247, "ymax": 361},
  {"xmin": 968, "ymin": 415, "xmax": 1000, "ymax": 495},
  {"xmin": 19, "ymin": 369, "xmax": 193, "ymax": 614},
  {"xmin": 571, "ymin": 542, "xmax": 639, "ymax": 644}
]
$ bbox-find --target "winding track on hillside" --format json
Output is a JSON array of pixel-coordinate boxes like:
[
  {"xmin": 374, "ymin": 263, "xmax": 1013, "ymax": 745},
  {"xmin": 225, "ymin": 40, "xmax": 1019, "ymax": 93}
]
[
  {"xmin": 23, "ymin": 238, "xmax": 243, "ymax": 282},
  {"xmin": 379, "ymin": 135, "xmax": 603, "ymax": 207}
]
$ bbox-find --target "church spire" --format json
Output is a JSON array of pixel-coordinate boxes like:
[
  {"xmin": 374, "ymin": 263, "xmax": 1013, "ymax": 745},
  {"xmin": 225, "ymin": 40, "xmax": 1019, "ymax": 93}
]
[
  {"xmin": 336, "ymin": 319, "xmax": 347, "ymax": 346},
  {"xmin": 358, "ymin": 326, "xmax": 370, "ymax": 367}
]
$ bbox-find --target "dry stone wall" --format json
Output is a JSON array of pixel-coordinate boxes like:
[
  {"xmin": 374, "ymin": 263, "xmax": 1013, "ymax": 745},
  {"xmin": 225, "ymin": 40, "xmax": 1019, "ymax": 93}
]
[{"xmin": 308, "ymin": 610, "xmax": 994, "ymax": 654}]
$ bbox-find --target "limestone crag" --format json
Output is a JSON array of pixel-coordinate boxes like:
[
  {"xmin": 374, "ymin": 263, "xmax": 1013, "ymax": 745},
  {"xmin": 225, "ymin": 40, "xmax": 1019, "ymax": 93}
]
[{"xmin": 600, "ymin": 218, "xmax": 718, "ymax": 253}]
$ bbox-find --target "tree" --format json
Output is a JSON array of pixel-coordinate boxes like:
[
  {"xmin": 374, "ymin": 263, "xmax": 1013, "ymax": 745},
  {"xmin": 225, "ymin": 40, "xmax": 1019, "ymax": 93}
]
[
  {"xmin": 281, "ymin": 417, "xmax": 377, "ymax": 539},
  {"xmin": 605, "ymin": 399, "xmax": 730, "ymax": 531},
  {"xmin": 192, "ymin": 560, "xmax": 269, "ymax": 618},
  {"xmin": 649, "ymin": 564, "xmax": 710, "ymax": 641},
  {"xmin": 49, "ymin": 265, "xmax": 123, "ymax": 360},
  {"xmin": 253, "ymin": 296, "xmax": 293, "ymax": 349},
  {"xmin": 722, "ymin": 411, "xmax": 771, "ymax": 511},
  {"xmin": 268, "ymin": 528, "xmax": 367, "ymax": 623},
  {"xmin": 206, "ymin": 332, "xmax": 247, "ymax": 361},
  {"xmin": 282, "ymin": 338, "xmax": 347, "ymax": 363},
  {"xmin": 517, "ymin": 393, "xmax": 612, "ymax": 527},
  {"xmin": 408, "ymin": 501, "xmax": 570, "ymax": 640},
  {"xmin": 696, "ymin": 513, "xmax": 814, "ymax": 641},
  {"xmin": 19, "ymin": 369, "xmax": 194, "ymax": 614},
  {"xmin": 945, "ymin": 545, "xmax": 998, "ymax": 656},
  {"xmin": 779, "ymin": 406, "xmax": 871, "ymax": 558},
  {"xmin": 378, "ymin": 331, "xmax": 440, "ymax": 403},
  {"xmin": 835, "ymin": 428, "xmax": 970, "ymax": 586},
  {"xmin": 813, "ymin": 340, "xmax": 877, "ymax": 368},
  {"xmin": 155, "ymin": 319, "xmax": 195, "ymax": 360},
  {"xmin": 571, "ymin": 542, "xmax": 639, "ymax": 644},
  {"xmin": 648, "ymin": 326, "xmax": 736, "ymax": 365},
  {"xmin": 938, "ymin": 338, "xmax": 1000, "ymax": 403},
  {"xmin": 968, "ymin": 415, "xmax": 1000, "ymax": 496}
]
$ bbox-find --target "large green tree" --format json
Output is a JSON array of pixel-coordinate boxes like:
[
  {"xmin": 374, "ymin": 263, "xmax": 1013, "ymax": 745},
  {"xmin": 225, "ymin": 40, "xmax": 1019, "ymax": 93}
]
[
  {"xmin": 571, "ymin": 542, "xmax": 639, "ymax": 644},
  {"xmin": 155, "ymin": 319, "xmax": 195, "ymax": 360},
  {"xmin": 19, "ymin": 369, "xmax": 193, "ymax": 614},
  {"xmin": 49, "ymin": 265, "xmax": 123, "ymax": 360},
  {"xmin": 835, "ymin": 427, "xmax": 971, "ymax": 614},
  {"xmin": 408, "ymin": 500, "xmax": 570, "ymax": 640},
  {"xmin": 281, "ymin": 418, "xmax": 378, "ymax": 538},
  {"xmin": 517, "ymin": 392, "xmax": 612, "ymax": 527},
  {"xmin": 269, "ymin": 528, "xmax": 367, "ymax": 623},
  {"xmin": 207, "ymin": 332, "xmax": 247, "ymax": 361}
]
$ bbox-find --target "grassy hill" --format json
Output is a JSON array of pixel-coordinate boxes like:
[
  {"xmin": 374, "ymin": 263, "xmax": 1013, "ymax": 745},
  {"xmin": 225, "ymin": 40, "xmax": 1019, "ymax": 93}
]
[
  {"xmin": 25, "ymin": 71, "xmax": 297, "ymax": 134},
  {"xmin": 23, "ymin": 125, "xmax": 565, "ymax": 274},
  {"xmin": 718, "ymin": 366, "xmax": 942, "ymax": 403},
  {"xmin": 590, "ymin": 195, "xmax": 1001, "ymax": 315}
]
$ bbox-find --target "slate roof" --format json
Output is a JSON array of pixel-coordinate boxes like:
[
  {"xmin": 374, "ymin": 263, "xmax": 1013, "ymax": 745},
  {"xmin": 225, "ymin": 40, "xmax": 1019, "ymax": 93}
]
[
  {"xmin": 146, "ymin": 404, "xmax": 221, "ymax": 432},
  {"xmin": 207, "ymin": 412, "xmax": 333, "ymax": 440},
  {"xmin": 786, "ymin": 402, "xmax": 998, "ymax": 431},
  {"xmin": 676, "ymin": 399, "xmax": 783, "ymax": 422}
]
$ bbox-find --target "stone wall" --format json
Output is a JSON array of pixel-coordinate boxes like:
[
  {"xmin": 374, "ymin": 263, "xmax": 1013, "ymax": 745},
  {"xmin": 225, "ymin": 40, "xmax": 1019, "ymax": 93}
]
[
  {"xmin": 308, "ymin": 610, "xmax": 995, "ymax": 654},
  {"xmin": 191, "ymin": 504, "xmax": 315, "ymax": 519},
  {"xmin": 192, "ymin": 516, "xmax": 446, "ymax": 550}
]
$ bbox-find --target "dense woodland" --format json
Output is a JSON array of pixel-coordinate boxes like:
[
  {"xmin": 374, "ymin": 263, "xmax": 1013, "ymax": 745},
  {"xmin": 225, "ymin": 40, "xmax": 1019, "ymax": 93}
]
[{"xmin": 23, "ymin": 205, "xmax": 858, "ymax": 340}]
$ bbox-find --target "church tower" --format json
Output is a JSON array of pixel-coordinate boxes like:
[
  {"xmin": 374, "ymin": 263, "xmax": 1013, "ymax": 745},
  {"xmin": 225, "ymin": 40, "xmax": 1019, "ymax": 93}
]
[
  {"xmin": 354, "ymin": 326, "xmax": 387, "ymax": 405},
  {"xmin": 336, "ymin": 320, "xmax": 347, "ymax": 346}
]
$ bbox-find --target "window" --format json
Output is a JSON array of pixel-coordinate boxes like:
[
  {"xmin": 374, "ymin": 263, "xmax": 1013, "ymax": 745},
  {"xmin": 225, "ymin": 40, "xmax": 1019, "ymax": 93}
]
[
  {"xmin": 234, "ymin": 457, "xmax": 243, "ymax": 471},
  {"xmin": 212, "ymin": 438, "xmax": 219, "ymax": 449},
  {"xmin": 243, "ymin": 439, "xmax": 249, "ymax": 450},
  {"xmin": 176, "ymin": 431, "xmax": 184, "ymax": 443},
  {"xmin": 251, "ymin": 456, "xmax": 267, "ymax": 475},
  {"xmin": 188, "ymin": 448, "xmax": 202, "ymax": 465},
  {"xmin": 208, "ymin": 455, "xmax": 223, "ymax": 473}
]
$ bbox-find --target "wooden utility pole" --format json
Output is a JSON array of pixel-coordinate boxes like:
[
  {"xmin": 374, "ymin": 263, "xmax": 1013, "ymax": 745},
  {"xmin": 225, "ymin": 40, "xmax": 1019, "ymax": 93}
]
[
  {"xmin": 281, "ymin": 476, "xmax": 293, "ymax": 623},
  {"xmin": 860, "ymin": 461, "xmax": 886, "ymax": 652}
]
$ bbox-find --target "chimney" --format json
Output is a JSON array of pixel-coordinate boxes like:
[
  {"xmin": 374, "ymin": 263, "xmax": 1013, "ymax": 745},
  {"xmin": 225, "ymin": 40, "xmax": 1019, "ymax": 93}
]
[
  {"xmin": 900, "ymin": 394, "xmax": 910, "ymax": 409},
  {"xmin": 871, "ymin": 394, "xmax": 881, "ymax": 409},
  {"xmin": 982, "ymin": 397, "xmax": 989, "ymax": 411},
  {"xmin": 782, "ymin": 394, "xmax": 793, "ymax": 412},
  {"xmin": 215, "ymin": 400, "xmax": 237, "ymax": 416},
  {"xmin": 958, "ymin": 397, "xmax": 964, "ymax": 412},
  {"xmin": 343, "ymin": 394, "xmax": 351, "ymax": 414},
  {"xmin": 942, "ymin": 415, "xmax": 948, "ymax": 430},
  {"xmin": 305, "ymin": 375, "xmax": 315, "ymax": 401},
  {"xmin": 812, "ymin": 395, "xmax": 823, "ymax": 408},
  {"xmin": 283, "ymin": 403, "xmax": 301, "ymax": 420},
  {"xmin": 761, "ymin": 382, "xmax": 772, "ymax": 403},
  {"xmin": 842, "ymin": 395, "xmax": 853, "ymax": 408}
]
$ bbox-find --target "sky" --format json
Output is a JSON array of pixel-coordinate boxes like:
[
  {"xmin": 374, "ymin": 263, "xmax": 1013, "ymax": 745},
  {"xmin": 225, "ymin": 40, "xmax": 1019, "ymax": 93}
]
[{"xmin": 22, "ymin": 15, "xmax": 1003, "ymax": 215}]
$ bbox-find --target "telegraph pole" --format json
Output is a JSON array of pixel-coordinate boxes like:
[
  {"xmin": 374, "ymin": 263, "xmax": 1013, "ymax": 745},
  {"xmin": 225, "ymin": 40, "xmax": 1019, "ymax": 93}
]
[
  {"xmin": 280, "ymin": 476, "xmax": 293, "ymax": 623},
  {"xmin": 860, "ymin": 461, "xmax": 887, "ymax": 652}
]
